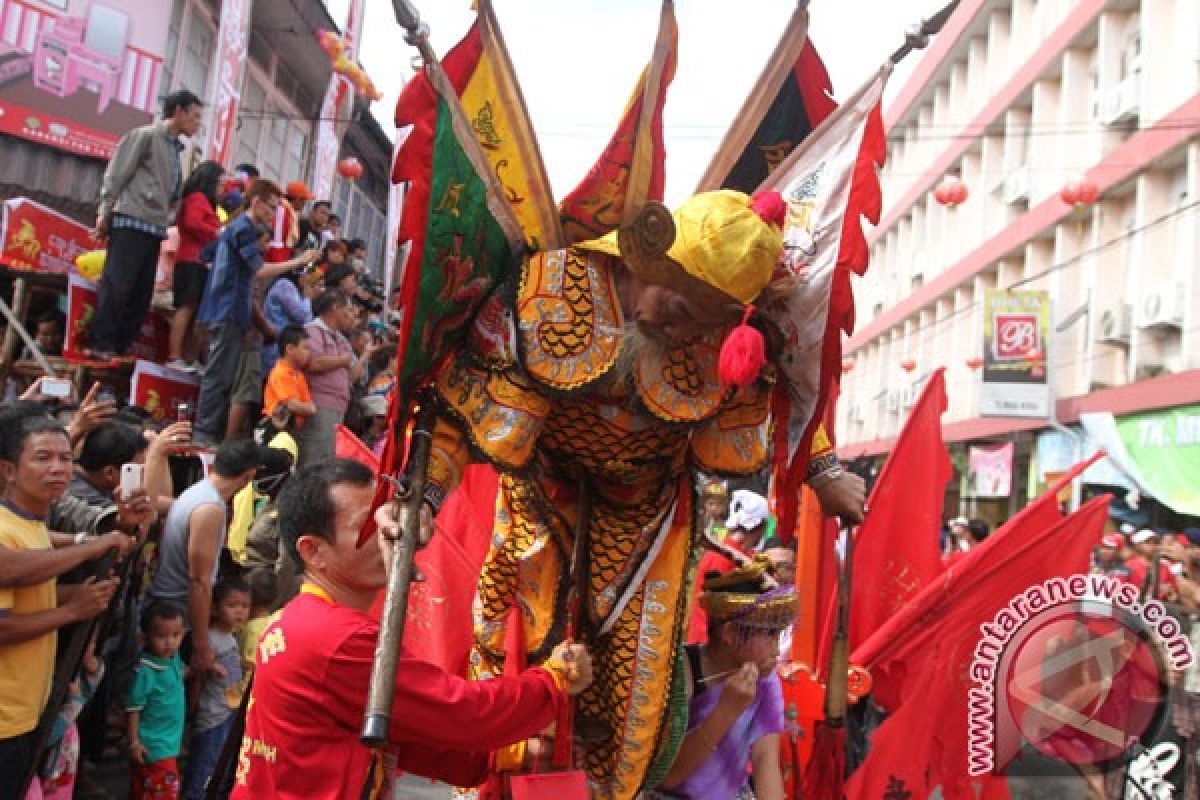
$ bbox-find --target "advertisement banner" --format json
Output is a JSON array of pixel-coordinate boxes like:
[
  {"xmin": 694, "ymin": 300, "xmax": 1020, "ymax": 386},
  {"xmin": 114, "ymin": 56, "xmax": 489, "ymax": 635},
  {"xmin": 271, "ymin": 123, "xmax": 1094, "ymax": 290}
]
[
  {"xmin": 980, "ymin": 289, "xmax": 1051, "ymax": 418},
  {"xmin": 129, "ymin": 359, "xmax": 199, "ymax": 423},
  {"xmin": 0, "ymin": 0, "xmax": 171, "ymax": 159},
  {"xmin": 203, "ymin": 0, "xmax": 253, "ymax": 167},
  {"xmin": 64, "ymin": 273, "xmax": 167, "ymax": 362},
  {"xmin": 1115, "ymin": 404, "xmax": 1200, "ymax": 516},
  {"xmin": 967, "ymin": 442, "xmax": 1014, "ymax": 498},
  {"xmin": 0, "ymin": 197, "xmax": 92, "ymax": 274}
]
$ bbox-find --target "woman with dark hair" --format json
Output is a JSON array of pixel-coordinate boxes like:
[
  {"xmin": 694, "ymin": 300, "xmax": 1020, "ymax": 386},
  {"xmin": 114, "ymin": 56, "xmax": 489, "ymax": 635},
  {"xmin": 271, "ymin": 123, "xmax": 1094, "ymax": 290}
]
[
  {"xmin": 168, "ymin": 160, "xmax": 224, "ymax": 372},
  {"xmin": 263, "ymin": 265, "xmax": 321, "ymax": 374}
]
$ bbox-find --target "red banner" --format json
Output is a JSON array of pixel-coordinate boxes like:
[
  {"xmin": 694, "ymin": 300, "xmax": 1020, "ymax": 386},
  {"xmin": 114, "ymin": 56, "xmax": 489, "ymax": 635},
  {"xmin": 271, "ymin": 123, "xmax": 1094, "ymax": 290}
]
[
  {"xmin": 203, "ymin": 0, "xmax": 253, "ymax": 167},
  {"xmin": 64, "ymin": 274, "xmax": 167, "ymax": 362},
  {"xmin": 129, "ymin": 360, "xmax": 199, "ymax": 423},
  {"xmin": 1, "ymin": 198, "xmax": 92, "ymax": 274}
]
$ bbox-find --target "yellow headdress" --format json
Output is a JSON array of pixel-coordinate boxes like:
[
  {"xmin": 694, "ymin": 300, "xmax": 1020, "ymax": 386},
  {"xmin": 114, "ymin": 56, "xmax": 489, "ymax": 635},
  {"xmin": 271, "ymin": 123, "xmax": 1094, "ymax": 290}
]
[{"xmin": 699, "ymin": 555, "xmax": 797, "ymax": 632}]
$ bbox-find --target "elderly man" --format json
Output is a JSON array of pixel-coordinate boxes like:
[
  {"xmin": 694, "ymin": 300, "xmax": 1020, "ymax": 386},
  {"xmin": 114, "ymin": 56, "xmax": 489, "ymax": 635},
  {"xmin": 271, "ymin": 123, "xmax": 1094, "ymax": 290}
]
[{"xmin": 416, "ymin": 190, "xmax": 864, "ymax": 797}]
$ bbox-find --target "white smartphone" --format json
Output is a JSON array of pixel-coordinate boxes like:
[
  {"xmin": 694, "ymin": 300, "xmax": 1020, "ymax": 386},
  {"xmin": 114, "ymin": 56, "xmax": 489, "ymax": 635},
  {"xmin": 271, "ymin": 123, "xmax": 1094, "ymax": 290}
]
[
  {"xmin": 119, "ymin": 463, "xmax": 144, "ymax": 497},
  {"xmin": 41, "ymin": 377, "xmax": 72, "ymax": 398}
]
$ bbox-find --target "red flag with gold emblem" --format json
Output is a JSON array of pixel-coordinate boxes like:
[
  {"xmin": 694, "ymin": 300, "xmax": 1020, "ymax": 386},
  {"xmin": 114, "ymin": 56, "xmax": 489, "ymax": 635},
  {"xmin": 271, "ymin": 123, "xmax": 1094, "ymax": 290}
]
[{"xmin": 557, "ymin": 0, "xmax": 677, "ymax": 243}]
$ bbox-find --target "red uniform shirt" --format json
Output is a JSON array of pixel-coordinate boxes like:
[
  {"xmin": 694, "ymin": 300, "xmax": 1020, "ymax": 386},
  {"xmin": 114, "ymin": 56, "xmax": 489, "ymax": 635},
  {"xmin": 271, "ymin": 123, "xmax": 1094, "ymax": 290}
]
[{"xmin": 232, "ymin": 585, "xmax": 564, "ymax": 799}]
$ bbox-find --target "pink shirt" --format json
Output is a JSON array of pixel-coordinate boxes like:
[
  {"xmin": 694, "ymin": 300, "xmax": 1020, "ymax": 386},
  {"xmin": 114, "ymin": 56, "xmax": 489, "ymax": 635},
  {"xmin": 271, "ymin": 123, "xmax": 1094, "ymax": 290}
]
[{"xmin": 304, "ymin": 319, "xmax": 353, "ymax": 412}]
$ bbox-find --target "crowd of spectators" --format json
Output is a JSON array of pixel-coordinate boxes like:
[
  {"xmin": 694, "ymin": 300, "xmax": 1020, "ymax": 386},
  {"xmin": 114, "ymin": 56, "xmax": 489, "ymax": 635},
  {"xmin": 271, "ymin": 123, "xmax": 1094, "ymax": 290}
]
[{"xmin": 0, "ymin": 100, "xmax": 400, "ymax": 798}]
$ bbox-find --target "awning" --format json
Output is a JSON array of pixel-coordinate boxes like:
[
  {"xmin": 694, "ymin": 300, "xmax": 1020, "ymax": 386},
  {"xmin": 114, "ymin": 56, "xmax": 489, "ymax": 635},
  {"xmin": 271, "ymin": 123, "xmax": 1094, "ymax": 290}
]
[{"xmin": 1080, "ymin": 406, "xmax": 1200, "ymax": 517}]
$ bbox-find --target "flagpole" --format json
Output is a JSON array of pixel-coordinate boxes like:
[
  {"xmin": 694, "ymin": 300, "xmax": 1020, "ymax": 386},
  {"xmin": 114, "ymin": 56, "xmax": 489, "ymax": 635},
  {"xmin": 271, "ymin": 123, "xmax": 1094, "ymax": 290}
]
[{"xmin": 888, "ymin": 0, "xmax": 961, "ymax": 66}]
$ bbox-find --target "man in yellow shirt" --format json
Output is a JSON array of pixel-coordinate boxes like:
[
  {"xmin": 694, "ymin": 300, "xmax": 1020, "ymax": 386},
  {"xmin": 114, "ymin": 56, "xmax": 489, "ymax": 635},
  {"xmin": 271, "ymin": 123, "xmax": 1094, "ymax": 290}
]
[{"xmin": 0, "ymin": 408, "xmax": 119, "ymax": 789}]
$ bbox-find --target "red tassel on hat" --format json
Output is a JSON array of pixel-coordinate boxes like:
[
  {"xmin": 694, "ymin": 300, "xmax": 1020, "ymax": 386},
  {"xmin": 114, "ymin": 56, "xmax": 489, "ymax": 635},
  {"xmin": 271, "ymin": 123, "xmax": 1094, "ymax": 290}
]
[
  {"xmin": 750, "ymin": 190, "xmax": 786, "ymax": 228},
  {"xmin": 718, "ymin": 305, "xmax": 767, "ymax": 389}
]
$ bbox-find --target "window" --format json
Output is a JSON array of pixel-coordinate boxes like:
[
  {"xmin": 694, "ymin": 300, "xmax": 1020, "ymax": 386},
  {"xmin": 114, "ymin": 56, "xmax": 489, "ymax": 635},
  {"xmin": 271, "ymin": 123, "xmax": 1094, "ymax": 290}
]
[
  {"xmin": 286, "ymin": 124, "xmax": 309, "ymax": 185},
  {"xmin": 161, "ymin": 0, "xmax": 186, "ymax": 93},
  {"xmin": 179, "ymin": 10, "xmax": 214, "ymax": 96},
  {"xmin": 234, "ymin": 75, "xmax": 266, "ymax": 171}
]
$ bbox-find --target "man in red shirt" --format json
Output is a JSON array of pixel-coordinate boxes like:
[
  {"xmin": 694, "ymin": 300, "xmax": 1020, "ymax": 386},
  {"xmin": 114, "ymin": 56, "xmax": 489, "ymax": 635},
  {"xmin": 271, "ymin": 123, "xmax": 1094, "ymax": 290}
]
[
  {"xmin": 232, "ymin": 459, "xmax": 592, "ymax": 799},
  {"xmin": 1124, "ymin": 528, "xmax": 1175, "ymax": 600}
]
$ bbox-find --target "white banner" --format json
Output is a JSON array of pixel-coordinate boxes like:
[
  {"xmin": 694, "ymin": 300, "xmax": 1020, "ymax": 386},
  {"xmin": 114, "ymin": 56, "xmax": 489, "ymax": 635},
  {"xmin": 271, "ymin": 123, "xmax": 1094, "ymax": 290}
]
[
  {"xmin": 310, "ymin": 0, "xmax": 363, "ymax": 202},
  {"xmin": 204, "ymin": 0, "xmax": 254, "ymax": 167}
]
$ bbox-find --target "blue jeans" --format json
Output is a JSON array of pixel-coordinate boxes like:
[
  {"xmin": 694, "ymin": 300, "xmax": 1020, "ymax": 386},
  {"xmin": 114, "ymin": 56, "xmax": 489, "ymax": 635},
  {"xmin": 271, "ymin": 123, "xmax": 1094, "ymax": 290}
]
[
  {"xmin": 183, "ymin": 715, "xmax": 233, "ymax": 800},
  {"xmin": 195, "ymin": 321, "xmax": 242, "ymax": 437}
]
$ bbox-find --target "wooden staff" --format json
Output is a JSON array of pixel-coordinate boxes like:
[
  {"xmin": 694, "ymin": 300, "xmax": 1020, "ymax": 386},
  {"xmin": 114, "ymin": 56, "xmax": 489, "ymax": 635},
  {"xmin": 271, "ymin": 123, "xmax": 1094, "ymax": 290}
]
[
  {"xmin": 360, "ymin": 398, "xmax": 437, "ymax": 747},
  {"xmin": 824, "ymin": 524, "xmax": 855, "ymax": 726}
]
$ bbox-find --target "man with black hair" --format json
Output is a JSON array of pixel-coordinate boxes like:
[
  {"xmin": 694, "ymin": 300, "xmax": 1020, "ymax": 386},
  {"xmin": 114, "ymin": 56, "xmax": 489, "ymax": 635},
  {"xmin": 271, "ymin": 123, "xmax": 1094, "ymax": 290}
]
[
  {"xmin": 32, "ymin": 309, "xmax": 65, "ymax": 357},
  {"xmin": 297, "ymin": 200, "xmax": 331, "ymax": 252},
  {"xmin": 233, "ymin": 461, "xmax": 593, "ymax": 798},
  {"xmin": 297, "ymin": 290, "xmax": 362, "ymax": 467},
  {"xmin": 146, "ymin": 439, "xmax": 273, "ymax": 676},
  {"xmin": 0, "ymin": 410, "xmax": 120, "ymax": 788},
  {"xmin": 70, "ymin": 421, "xmax": 148, "ymax": 509},
  {"xmin": 90, "ymin": 89, "xmax": 204, "ymax": 359},
  {"xmin": 234, "ymin": 163, "xmax": 260, "ymax": 182}
]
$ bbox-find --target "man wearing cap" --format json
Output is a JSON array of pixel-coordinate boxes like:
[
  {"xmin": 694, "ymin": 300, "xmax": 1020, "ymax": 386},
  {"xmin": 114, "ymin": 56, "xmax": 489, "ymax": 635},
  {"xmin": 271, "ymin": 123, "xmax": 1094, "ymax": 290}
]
[
  {"xmin": 416, "ymin": 190, "xmax": 865, "ymax": 797},
  {"xmin": 1124, "ymin": 528, "xmax": 1175, "ymax": 600},
  {"xmin": 145, "ymin": 439, "xmax": 280, "ymax": 677},
  {"xmin": 1092, "ymin": 533, "xmax": 1130, "ymax": 579}
]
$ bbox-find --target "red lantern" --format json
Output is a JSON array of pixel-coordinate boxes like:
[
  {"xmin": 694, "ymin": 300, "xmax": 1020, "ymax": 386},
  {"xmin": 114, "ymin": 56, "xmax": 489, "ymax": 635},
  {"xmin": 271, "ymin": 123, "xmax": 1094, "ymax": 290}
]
[
  {"xmin": 841, "ymin": 357, "xmax": 855, "ymax": 374},
  {"xmin": 965, "ymin": 356, "xmax": 983, "ymax": 370},
  {"xmin": 934, "ymin": 175, "xmax": 968, "ymax": 209},
  {"xmin": 900, "ymin": 358, "xmax": 917, "ymax": 372},
  {"xmin": 337, "ymin": 157, "xmax": 363, "ymax": 180},
  {"xmin": 1060, "ymin": 177, "xmax": 1099, "ymax": 208}
]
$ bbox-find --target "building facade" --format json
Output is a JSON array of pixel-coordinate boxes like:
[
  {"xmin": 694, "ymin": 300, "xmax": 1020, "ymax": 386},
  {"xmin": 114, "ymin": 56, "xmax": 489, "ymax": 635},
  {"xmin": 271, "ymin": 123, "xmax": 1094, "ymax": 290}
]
[{"xmin": 837, "ymin": 0, "xmax": 1200, "ymax": 525}]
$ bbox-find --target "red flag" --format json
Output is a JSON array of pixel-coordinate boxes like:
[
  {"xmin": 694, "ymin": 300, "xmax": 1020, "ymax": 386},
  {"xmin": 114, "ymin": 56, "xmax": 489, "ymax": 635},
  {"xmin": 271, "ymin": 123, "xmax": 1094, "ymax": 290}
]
[
  {"xmin": 848, "ymin": 368, "xmax": 951, "ymax": 650},
  {"xmin": 852, "ymin": 454, "xmax": 1103, "ymax": 711},
  {"xmin": 557, "ymin": 0, "xmax": 677, "ymax": 243},
  {"xmin": 846, "ymin": 489, "xmax": 1110, "ymax": 800},
  {"xmin": 334, "ymin": 424, "xmax": 380, "ymax": 473},
  {"xmin": 401, "ymin": 465, "xmax": 499, "ymax": 674}
]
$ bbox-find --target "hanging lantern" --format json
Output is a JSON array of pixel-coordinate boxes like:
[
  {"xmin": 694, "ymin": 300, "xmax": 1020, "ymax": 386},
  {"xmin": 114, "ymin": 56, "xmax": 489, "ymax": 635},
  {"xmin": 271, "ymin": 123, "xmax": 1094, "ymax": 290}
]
[
  {"xmin": 900, "ymin": 358, "xmax": 917, "ymax": 372},
  {"xmin": 965, "ymin": 356, "xmax": 983, "ymax": 370},
  {"xmin": 933, "ymin": 175, "xmax": 968, "ymax": 209},
  {"xmin": 1060, "ymin": 177, "xmax": 1099, "ymax": 208},
  {"xmin": 337, "ymin": 157, "xmax": 363, "ymax": 180},
  {"xmin": 841, "ymin": 357, "xmax": 856, "ymax": 374}
]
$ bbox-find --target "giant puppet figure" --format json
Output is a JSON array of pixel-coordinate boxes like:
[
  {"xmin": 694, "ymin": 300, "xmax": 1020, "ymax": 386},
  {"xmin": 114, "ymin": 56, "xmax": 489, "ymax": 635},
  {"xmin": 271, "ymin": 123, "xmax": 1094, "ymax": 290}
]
[{"xmin": 418, "ymin": 191, "xmax": 864, "ymax": 798}]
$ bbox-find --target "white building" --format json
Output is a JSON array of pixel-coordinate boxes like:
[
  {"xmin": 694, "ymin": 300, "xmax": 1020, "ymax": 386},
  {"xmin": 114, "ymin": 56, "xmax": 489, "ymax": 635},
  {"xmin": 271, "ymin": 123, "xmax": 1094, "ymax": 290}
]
[{"xmin": 837, "ymin": 0, "xmax": 1200, "ymax": 524}]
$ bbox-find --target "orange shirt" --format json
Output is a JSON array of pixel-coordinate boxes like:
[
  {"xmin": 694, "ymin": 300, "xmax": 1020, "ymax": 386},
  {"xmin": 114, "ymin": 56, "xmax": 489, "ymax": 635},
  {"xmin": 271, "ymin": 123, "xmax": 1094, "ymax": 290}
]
[{"xmin": 263, "ymin": 361, "xmax": 311, "ymax": 419}]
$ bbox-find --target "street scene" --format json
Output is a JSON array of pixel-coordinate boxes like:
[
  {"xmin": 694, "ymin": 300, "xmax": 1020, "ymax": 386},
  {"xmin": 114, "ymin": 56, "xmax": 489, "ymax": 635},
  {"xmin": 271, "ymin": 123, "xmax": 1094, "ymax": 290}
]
[{"xmin": 0, "ymin": 0, "xmax": 1197, "ymax": 799}]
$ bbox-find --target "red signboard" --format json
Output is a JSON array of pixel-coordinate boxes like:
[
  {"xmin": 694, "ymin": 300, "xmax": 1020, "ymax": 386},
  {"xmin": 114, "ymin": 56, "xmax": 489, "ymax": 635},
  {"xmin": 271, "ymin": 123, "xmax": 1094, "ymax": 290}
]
[
  {"xmin": 0, "ymin": 0, "xmax": 171, "ymax": 159},
  {"xmin": 0, "ymin": 197, "xmax": 92, "ymax": 274},
  {"xmin": 129, "ymin": 360, "xmax": 199, "ymax": 423},
  {"xmin": 993, "ymin": 313, "xmax": 1040, "ymax": 361},
  {"xmin": 64, "ymin": 273, "xmax": 167, "ymax": 362}
]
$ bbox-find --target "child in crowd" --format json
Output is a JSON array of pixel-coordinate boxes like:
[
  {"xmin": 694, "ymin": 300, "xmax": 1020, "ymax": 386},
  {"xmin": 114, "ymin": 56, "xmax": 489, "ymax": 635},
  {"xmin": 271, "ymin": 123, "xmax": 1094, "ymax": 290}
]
[
  {"xmin": 238, "ymin": 569, "xmax": 278, "ymax": 668},
  {"xmin": 27, "ymin": 634, "xmax": 105, "ymax": 800},
  {"xmin": 126, "ymin": 602, "xmax": 187, "ymax": 800},
  {"xmin": 262, "ymin": 325, "xmax": 316, "ymax": 428},
  {"xmin": 182, "ymin": 578, "xmax": 250, "ymax": 800}
]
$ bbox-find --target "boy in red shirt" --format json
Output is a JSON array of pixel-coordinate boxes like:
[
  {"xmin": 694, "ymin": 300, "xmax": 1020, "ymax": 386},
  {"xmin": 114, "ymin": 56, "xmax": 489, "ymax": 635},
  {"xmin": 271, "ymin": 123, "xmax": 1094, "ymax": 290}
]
[
  {"xmin": 232, "ymin": 460, "xmax": 593, "ymax": 799},
  {"xmin": 263, "ymin": 326, "xmax": 316, "ymax": 428}
]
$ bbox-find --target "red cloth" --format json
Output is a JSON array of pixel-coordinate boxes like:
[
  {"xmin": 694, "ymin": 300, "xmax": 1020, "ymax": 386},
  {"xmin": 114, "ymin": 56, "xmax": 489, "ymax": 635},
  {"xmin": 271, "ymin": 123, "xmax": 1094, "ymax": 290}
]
[
  {"xmin": 405, "ymin": 464, "xmax": 500, "ymax": 675},
  {"xmin": 685, "ymin": 547, "xmax": 743, "ymax": 645},
  {"xmin": 848, "ymin": 368, "xmax": 951, "ymax": 651},
  {"xmin": 335, "ymin": 424, "xmax": 380, "ymax": 473},
  {"xmin": 130, "ymin": 757, "xmax": 180, "ymax": 800},
  {"xmin": 1123, "ymin": 555, "xmax": 1176, "ymax": 598},
  {"xmin": 844, "ymin": 490, "xmax": 1110, "ymax": 800},
  {"xmin": 232, "ymin": 588, "xmax": 565, "ymax": 799},
  {"xmin": 175, "ymin": 192, "xmax": 221, "ymax": 264},
  {"xmin": 265, "ymin": 202, "xmax": 296, "ymax": 263}
]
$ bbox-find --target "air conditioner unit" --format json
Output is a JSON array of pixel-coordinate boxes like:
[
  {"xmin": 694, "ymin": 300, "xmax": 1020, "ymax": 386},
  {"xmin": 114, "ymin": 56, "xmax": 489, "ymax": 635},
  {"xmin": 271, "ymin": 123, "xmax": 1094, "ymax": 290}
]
[
  {"xmin": 1002, "ymin": 167, "xmax": 1030, "ymax": 205},
  {"xmin": 1096, "ymin": 303, "xmax": 1132, "ymax": 345},
  {"xmin": 1101, "ymin": 76, "xmax": 1140, "ymax": 125},
  {"xmin": 1137, "ymin": 286, "xmax": 1184, "ymax": 330}
]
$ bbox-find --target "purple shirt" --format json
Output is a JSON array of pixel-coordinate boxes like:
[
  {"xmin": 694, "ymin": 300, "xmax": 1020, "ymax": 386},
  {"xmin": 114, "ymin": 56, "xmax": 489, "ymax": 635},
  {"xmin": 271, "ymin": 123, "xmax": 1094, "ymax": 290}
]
[
  {"xmin": 671, "ymin": 671, "xmax": 785, "ymax": 800},
  {"xmin": 304, "ymin": 319, "xmax": 352, "ymax": 412}
]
